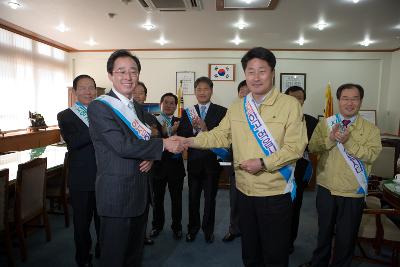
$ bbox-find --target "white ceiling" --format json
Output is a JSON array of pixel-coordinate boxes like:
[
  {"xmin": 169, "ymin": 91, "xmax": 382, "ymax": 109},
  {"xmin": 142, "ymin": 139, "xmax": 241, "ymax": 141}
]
[{"xmin": 1, "ymin": 0, "xmax": 399, "ymax": 51}]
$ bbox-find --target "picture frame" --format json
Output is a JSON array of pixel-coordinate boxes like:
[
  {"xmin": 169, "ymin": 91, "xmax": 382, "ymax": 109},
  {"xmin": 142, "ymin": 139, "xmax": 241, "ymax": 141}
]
[
  {"xmin": 142, "ymin": 103, "xmax": 161, "ymax": 115},
  {"xmin": 280, "ymin": 73, "xmax": 306, "ymax": 92},
  {"xmin": 208, "ymin": 64, "xmax": 235, "ymax": 81},
  {"xmin": 176, "ymin": 71, "xmax": 195, "ymax": 95},
  {"xmin": 359, "ymin": 110, "xmax": 377, "ymax": 125}
]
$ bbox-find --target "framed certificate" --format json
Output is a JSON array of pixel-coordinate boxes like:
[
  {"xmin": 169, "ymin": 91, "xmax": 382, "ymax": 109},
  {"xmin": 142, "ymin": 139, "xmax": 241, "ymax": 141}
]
[
  {"xmin": 176, "ymin": 71, "xmax": 195, "ymax": 95},
  {"xmin": 280, "ymin": 73, "xmax": 306, "ymax": 92},
  {"xmin": 359, "ymin": 110, "xmax": 377, "ymax": 125}
]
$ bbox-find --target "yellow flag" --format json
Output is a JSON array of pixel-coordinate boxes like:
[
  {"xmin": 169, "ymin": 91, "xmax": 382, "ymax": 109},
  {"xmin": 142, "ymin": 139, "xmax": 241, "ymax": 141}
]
[
  {"xmin": 324, "ymin": 83, "xmax": 333, "ymax": 117},
  {"xmin": 177, "ymin": 80, "xmax": 184, "ymax": 117}
]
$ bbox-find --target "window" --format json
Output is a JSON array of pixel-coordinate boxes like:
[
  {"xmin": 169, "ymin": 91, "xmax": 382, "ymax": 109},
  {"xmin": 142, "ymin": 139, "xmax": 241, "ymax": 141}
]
[{"xmin": 0, "ymin": 28, "xmax": 68, "ymax": 131}]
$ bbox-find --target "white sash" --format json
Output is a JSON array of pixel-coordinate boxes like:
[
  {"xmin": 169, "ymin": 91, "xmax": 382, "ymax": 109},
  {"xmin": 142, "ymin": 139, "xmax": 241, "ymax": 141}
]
[
  {"xmin": 70, "ymin": 102, "xmax": 89, "ymax": 127},
  {"xmin": 96, "ymin": 95, "xmax": 151, "ymax": 140},
  {"xmin": 243, "ymin": 94, "xmax": 296, "ymax": 199},
  {"xmin": 156, "ymin": 113, "xmax": 173, "ymax": 136},
  {"xmin": 326, "ymin": 114, "xmax": 368, "ymax": 194}
]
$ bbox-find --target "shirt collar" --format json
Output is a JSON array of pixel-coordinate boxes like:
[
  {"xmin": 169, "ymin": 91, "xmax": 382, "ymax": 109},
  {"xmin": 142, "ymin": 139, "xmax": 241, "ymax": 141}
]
[
  {"xmin": 112, "ymin": 88, "xmax": 132, "ymax": 106},
  {"xmin": 339, "ymin": 113, "xmax": 357, "ymax": 124},
  {"xmin": 198, "ymin": 102, "xmax": 211, "ymax": 111},
  {"xmin": 252, "ymin": 89, "xmax": 273, "ymax": 108}
]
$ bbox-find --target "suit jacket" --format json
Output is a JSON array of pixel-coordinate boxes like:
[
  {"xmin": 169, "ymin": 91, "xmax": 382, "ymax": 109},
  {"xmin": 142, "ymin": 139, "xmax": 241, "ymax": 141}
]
[
  {"xmin": 294, "ymin": 113, "xmax": 318, "ymax": 184},
  {"xmin": 57, "ymin": 108, "xmax": 96, "ymax": 191},
  {"xmin": 154, "ymin": 116, "xmax": 186, "ymax": 179},
  {"xmin": 177, "ymin": 103, "xmax": 227, "ymax": 174},
  {"xmin": 88, "ymin": 90, "xmax": 163, "ymax": 218}
]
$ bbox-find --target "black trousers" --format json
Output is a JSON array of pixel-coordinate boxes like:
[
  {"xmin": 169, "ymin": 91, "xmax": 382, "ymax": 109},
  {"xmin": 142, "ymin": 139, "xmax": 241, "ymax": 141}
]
[
  {"xmin": 99, "ymin": 206, "xmax": 149, "ymax": 267},
  {"xmin": 290, "ymin": 177, "xmax": 307, "ymax": 247},
  {"xmin": 311, "ymin": 186, "xmax": 364, "ymax": 267},
  {"xmin": 228, "ymin": 174, "xmax": 240, "ymax": 235},
  {"xmin": 69, "ymin": 190, "xmax": 100, "ymax": 266},
  {"xmin": 152, "ymin": 174, "xmax": 184, "ymax": 232},
  {"xmin": 238, "ymin": 190, "xmax": 292, "ymax": 267},
  {"xmin": 187, "ymin": 171, "xmax": 219, "ymax": 235}
]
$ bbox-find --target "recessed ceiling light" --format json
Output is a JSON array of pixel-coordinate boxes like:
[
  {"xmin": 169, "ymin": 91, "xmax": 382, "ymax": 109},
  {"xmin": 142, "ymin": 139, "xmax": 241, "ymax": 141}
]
[
  {"xmin": 359, "ymin": 38, "xmax": 373, "ymax": 47},
  {"xmin": 8, "ymin": 1, "xmax": 21, "ymax": 9},
  {"xmin": 85, "ymin": 38, "xmax": 97, "ymax": 46},
  {"xmin": 295, "ymin": 37, "xmax": 307, "ymax": 46},
  {"xmin": 142, "ymin": 23, "xmax": 156, "ymax": 31},
  {"xmin": 231, "ymin": 35, "xmax": 243, "ymax": 46},
  {"xmin": 314, "ymin": 21, "xmax": 329, "ymax": 31},
  {"xmin": 243, "ymin": 0, "xmax": 252, "ymax": 4},
  {"xmin": 157, "ymin": 37, "xmax": 168, "ymax": 46},
  {"xmin": 395, "ymin": 24, "xmax": 400, "ymax": 30},
  {"xmin": 352, "ymin": 0, "xmax": 360, "ymax": 3},
  {"xmin": 56, "ymin": 23, "xmax": 70, "ymax": 33},
  {"xmin": 235, "ymin": 20, "xmax": 248, "ymax": 30}
]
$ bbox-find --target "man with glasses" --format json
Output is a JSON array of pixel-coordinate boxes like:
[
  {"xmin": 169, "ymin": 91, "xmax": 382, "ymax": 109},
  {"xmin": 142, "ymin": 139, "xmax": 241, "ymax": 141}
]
[
  {"xmin": 88, "ymin": 49, "xmax": 182, "ymax": 267},
  {"xmin": 302, "ymin": 83, "xmax": 382, "ymax": 267}
]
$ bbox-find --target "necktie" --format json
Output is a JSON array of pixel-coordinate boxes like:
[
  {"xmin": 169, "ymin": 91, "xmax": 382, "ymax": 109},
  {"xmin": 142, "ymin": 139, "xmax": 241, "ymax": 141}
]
[
  {"xmin": 128, "ymin": 101, "xmax": 134, "ymax": 111},
  {"xmin": 200, "ymin": 105, "xmax": 206, "ymax": 120},
  {"xmin": 342, "ymin": 119, "xmax": 351, "ymax": 128}
]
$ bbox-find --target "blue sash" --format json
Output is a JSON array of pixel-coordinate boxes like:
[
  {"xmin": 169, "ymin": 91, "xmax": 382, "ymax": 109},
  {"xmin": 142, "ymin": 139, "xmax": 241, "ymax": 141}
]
[
  {"xmin": 243, "ymin": 94, "xmax": 296, "ymax": 200},
  {"xmin": 70, "ymin": 102, "xmax": 89, "ymax": 127},
  {"xmin": 96, "ymin": 95, "xmax": 151, "ymax": 140}
]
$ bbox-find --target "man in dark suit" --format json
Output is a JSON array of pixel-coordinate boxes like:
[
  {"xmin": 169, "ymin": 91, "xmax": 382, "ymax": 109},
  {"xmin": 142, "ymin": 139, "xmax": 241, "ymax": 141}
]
[
  {"xmin": 284, "ymin": 86, "xmax": 318, "ymax": 254},
  {"xmin": 177, "ymin": 76, "xmax": 227, "ymax": 243},
  {"xmin": 57, "ymin": 74, "xmax": 100, "ymax": 267},
  {"xmin": 87, "ymin": 49, "xmax": 182, "ymax": 267},
  {"xmin": 150, "ymin": 93, "xmax": 186, "ymax": 240}
]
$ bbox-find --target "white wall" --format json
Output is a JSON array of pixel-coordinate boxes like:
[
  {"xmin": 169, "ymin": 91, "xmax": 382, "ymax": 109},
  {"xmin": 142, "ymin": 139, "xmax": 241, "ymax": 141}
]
[
  {"xmin": 385, "ymin": 50, "xmax": 400, "ymax": 134},
  {"xmin": 69, "ymin": 49, "xmax": 397, "ymax": 133}
]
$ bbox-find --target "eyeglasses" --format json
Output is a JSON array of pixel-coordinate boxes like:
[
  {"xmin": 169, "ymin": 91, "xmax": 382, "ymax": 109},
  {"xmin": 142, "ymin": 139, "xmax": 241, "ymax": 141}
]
[
  {"xmin": 340, "ymin": 97, "xmax": 360, "ymax": 103},
  {"xmin": 112, "ymin": 70, "xmax": 139, "ymax": 77}
]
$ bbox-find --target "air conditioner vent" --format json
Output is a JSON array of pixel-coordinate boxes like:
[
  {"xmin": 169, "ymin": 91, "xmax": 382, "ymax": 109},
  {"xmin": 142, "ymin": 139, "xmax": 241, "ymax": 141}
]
[{"xmin": 137, "ymin": 0, "xmax": 202, "ymax": 11}]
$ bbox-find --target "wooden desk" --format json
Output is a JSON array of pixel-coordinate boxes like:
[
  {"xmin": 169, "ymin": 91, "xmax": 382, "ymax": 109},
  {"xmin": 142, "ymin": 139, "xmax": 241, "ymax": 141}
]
[
  {"xmin": 0, "ymin": 145, "xmax": 67, "ymax": 182},
  {"xmin": 382, "ymin": 180, "xmax": 400, "ymax": 209},
  {"xmin": 0, "ymin": 128, "xmax": 61, "ymax": 153}
]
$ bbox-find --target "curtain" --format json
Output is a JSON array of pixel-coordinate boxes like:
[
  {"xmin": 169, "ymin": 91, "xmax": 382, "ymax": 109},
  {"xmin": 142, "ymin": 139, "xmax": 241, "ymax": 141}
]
[{"xmin": 0, "ymin": 28, "xmax": 68, "ymax": 131}]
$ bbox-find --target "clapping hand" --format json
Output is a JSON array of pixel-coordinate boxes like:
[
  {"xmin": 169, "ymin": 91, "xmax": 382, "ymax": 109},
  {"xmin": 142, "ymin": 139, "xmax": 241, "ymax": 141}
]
[
  {"xmin": 329, "ymin": 123, "xmax": 350, "ymax": 144},
  {"xmin": 192, "ymin": 117, "xmax": 207, "ymax": 132}
]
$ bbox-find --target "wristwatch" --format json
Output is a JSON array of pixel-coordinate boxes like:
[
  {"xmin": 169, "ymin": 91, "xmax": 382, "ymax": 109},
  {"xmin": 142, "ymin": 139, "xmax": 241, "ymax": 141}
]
[{"xmin": 259, "ymin": 158, "xmax": 266, "ymax": 171}]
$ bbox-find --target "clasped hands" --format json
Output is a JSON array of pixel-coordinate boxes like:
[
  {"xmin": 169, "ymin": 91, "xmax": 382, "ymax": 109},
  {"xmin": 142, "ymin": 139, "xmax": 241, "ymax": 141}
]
[
  {"xmin": 329, "ymin": 123, "xmax": 350, "ymax": 144},
  {"xmin": 163, "ymin": 136, "xmax": 194, "ymax": 154}
]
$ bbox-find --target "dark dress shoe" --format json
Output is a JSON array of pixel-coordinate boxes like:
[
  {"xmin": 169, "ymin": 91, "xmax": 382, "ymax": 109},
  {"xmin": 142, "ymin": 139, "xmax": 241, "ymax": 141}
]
[
  {"xmin": 150, "ymin": 228, "xmax": 161, "ymax": 238},
  {"xmin": 173, "ymin": 230, "xmax": 182, "ymax": 240},
  {"xmin": 205, "ymin": 233, "xmax": 214, "ymax": 243},
  {"xmin": 144, "ymin": 237, "xmax": 154, "ymax": 245},
  {"xmin": 222, "ymin": 232, "xmax": 239, "ymax": 242},
  {"xmin": 186, "ymin": 233, "xmax": 196, "ymax": 242}
]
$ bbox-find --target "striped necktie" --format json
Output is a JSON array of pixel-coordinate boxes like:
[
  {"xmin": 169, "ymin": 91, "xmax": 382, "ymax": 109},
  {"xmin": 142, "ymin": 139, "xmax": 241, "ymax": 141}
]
[{"xmin": 200, "ymin": 105, "xmax": 206, "ymax": 120}]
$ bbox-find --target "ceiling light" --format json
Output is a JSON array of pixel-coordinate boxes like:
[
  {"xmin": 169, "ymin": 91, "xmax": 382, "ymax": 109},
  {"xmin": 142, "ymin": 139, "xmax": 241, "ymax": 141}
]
[
  {"xmin": 157, "ymin": 37, "xmax": 167, "ymax": 46},
  {"xmin": 231, "ymin": 35, "xmax": 243, "ymax": 46},
  {"xmin": 314, "ymin": 21, "xmax": 328, "ymax": 31},
  {"xmin": 243, "ymin": 0, "xmax": 252, "ymax": 4},
  {"xmin": 395, "ymin": 24, "xmax": 400, "ymax": 30},
  {"xmin": 56, "ymin": 23, "xmax": 70, "ymax": 33},
  {"xmin": 352, "ymin": 0, "xmax": 360, "ymax": 3},
  {"xmin": 142, "ymin": 23, "xmax": 156, "ymax": 31},
  {"xmin": 295, "ymin": 37, "xmax": 306, "ymax": 46},
  {"xmin": 235, "ymin": 20, "xmax": 248, "ymax": 30},
  {"xmin": 8, "ymin": 1, "xmax": 21, "ymax": 9},
  {"xmin": 85, "ymin": 38, "xmax": 97, "ymax": 46},
  {"xmin": 359, "ymin": 38, "xmax": 373, "ymax": 47}
]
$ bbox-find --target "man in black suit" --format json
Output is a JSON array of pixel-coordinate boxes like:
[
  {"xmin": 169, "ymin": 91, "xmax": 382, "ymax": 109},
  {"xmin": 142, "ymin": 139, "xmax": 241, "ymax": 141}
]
[
  {"xmin": 177, "ymin": 76, "xmax": 227, "ymax": 243},
  {"xmin": 284, "ymin": 86, "xmax": 318, "ymax": 254},
  {"xmin": 87, "ymin": 49, "xmax": 182, "ymax": 267},
  {"xmin": 57, "ymin": 74, "xmax": 100, "ymax": 267},
  {"xmin": 150, "ymin": 93, "xmax": 186, "ymax": 240}
]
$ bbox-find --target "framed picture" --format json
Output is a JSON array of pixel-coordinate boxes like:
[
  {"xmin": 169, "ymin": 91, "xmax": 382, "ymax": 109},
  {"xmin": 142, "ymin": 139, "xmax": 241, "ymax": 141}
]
[
  {"xmin": 143, "ymin": 103, "xmax": 161, "ymax": 115},
  {"xmin": 359, "ymin": 110, "xmax": 377, "ymax": 125},
  {"xmin": 280, "ymin": 73, "xmax": 306, "ymax": 92},
  {"xmin": 208, "ymin": 64, "xmax": 235, "ymax": 81},
  {"xmin": 176, "ymin": 71, "xmax": 195, "ymax": 95}
]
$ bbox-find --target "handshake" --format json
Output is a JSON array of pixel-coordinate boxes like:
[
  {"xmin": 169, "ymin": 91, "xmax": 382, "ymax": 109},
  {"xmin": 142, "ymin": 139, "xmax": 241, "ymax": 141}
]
[{"xmin": 163, "ymin": 136, "xmax": 194, "ymax": 154}]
